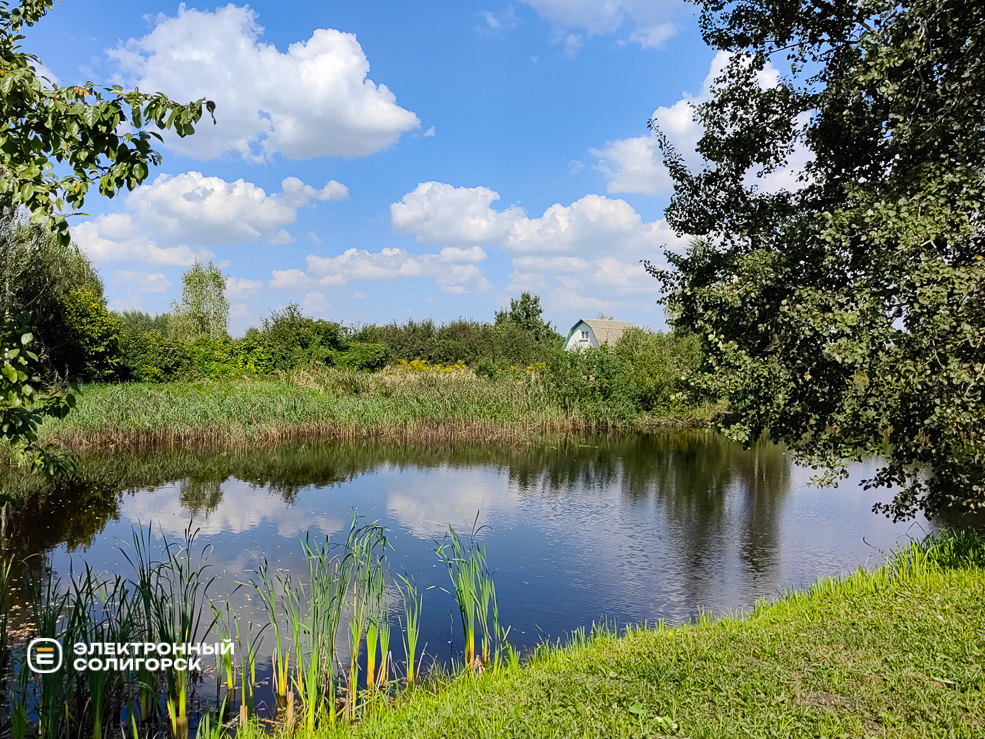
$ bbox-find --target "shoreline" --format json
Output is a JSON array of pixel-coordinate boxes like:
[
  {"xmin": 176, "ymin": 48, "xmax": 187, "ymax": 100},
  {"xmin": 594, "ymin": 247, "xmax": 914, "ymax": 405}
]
[
  {"xmin": 314, "ymin": 541, "xmax": 984, "ymax": 738},
  {"xmin": 24, "ymin": 376, "xmax": 721, "ymax": 455}
]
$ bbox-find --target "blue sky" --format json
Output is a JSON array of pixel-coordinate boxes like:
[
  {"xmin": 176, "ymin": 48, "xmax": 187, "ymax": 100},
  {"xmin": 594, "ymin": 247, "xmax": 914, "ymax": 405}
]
[{"xmin": 26, "ymin": 0, "xmax": 733, "ymax": 335}]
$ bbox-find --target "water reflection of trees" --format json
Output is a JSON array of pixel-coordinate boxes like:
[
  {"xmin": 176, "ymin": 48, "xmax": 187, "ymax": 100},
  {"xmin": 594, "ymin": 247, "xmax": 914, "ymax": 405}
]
[
  {"xmin": 498, "ymin": 432, "xmax": 791, "ymax": 596},
  {"xmin": 0, "ymin": 433, "xmax": 791, "ymax": 578}
]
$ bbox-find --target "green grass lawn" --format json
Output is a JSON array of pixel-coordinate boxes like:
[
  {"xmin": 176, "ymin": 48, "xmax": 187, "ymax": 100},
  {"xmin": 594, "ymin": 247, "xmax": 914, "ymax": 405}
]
[{"xmin": 310, "ymin": 541, "xmax": 984, "ymax": 739}]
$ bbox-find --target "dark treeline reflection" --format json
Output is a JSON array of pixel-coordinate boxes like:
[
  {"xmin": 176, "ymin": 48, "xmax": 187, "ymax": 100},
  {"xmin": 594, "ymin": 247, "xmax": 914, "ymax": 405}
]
[
  {"xmin": 0, "ymin": 432, "xmax": 793, "ymax": 566},
  {"xmin": 498, "ymin": 432, "xmax": 791, "ymax": 604}
]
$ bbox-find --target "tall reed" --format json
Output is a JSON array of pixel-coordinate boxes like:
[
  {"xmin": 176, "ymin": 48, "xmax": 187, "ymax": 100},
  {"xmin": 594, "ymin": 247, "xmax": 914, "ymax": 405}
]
[
  {"xmin": 251, "ymin": 559, "xmax": 291, "ymax": 708},
  {"xmin": 25, "ymin": 562, "xmax": 69, "ymax": 739},
  {"xmin": 342, "ymin": 520, "xmax": 389, "ymax": 722},
  {"xmin": 124, "ymin": 525, "xmax": 218, "ymax": 739},
  {"xmin": 67, "ymin": 565, "xmax": 134, "ymax": 739},
  {"xmin": 0, "ymin": 556, "xmax": 10, "ymax": 689},
  {"xmin": 436, "ymin": 519, "xmax": 501, "ymax": 670},
  {"xmin": 395, "ymin": 574, "xmax": 423, "ymax": 688}
]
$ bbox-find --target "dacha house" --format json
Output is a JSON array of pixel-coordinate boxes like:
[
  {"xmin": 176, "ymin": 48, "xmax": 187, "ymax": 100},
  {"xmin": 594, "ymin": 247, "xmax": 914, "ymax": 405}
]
[{"xmin": 563, "ymin": 319, "xmax": 637, "ymax": 351}]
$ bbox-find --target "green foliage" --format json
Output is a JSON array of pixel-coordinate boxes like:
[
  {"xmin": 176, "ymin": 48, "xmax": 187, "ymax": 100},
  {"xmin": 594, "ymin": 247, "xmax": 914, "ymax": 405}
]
[
  {"xmin": 0, "ymin": 208, "xmax": 119, "ymax": 380},
  {"xmin": 60, "ymin": 287, "xmax": 122, "ymax": 381},
  {"xmin": 332, "ymin": 342, "xmax": 387, "ymax": 371},
  {"xmin": 255, "ymin": 303, "xmax": 345, "ymax": 370},
  {"xmin": 352, "ymin": 317, "xmax": 553, "ymax": 369},
  {"xmin": 494, "ymin": 292, "xmax": 557, "ymax": 342},
  {"xmin": 545, "ymin": 345, "xmax": 639, "ymax": 422},
  {"xmin": 0, "ymin": 311, "xmax": 74, "ymax": 475},
  {"xmin": 613, "ymin": 328, "xmax": 703, "ymax": 412},
  {"xmin": 649, "ymin": 0, "xmax": 985, "ymax": 519},
  {"xmin": 170, "ymin": 260, "xmax": 229, "ymax": 341},
  {"xmin": 894, "ymin": 529, "xmax": 985, "ymax": 572},
  {"xmin": 116, "ymin": 309, "xmax": 172, "ymax": 336},
  {"xmin": 351, "ymin": 319, "xmax": 439, "ymax": 363},
  {"xmin": 0, "ymin": 0, "xmax": 213, "ymax": 245},
  {"xmin": 119, "ymin": 331, "xmax": 191, "ymax": 383}
]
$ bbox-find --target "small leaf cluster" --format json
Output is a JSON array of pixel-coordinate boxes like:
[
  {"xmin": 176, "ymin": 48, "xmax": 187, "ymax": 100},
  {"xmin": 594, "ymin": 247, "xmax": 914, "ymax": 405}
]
[
  {"xmin": 0, "ymin": 0, "xmax": 214, "ymax": 243},
  {"xmin": 0, "ymin": 310, "xmax": 74, "ymax": 475}
]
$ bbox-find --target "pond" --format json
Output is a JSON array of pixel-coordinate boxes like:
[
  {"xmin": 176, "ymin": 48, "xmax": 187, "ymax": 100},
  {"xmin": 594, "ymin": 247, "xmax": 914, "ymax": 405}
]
[{"xmin": 1, "ymin": 430, "xmax": 944, "ymax": 709}]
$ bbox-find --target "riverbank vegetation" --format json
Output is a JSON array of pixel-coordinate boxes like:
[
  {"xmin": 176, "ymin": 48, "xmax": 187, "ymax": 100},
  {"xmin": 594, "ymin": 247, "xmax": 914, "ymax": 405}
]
[
  {"xmin": 2, "ymin": 527, "xmax": 982, "ymax": 739},
  {"xmin": 0, "ymin": 216, "xmax": 713, "ymax": 459}
]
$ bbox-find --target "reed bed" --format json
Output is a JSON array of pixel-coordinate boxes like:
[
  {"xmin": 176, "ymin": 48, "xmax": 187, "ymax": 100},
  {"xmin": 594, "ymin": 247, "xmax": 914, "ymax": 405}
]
[
  {"xmin": 2, "ymin": 516, "xmax": 514, "ymax": 738},
  {"xmin": 26, "ymin": 368, "xmax": 708, "ymax": 453}
]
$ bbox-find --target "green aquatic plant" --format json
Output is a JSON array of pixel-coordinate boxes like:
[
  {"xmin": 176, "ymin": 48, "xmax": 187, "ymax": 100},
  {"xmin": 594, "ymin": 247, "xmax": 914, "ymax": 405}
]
[
  {"xmin": 124, "ymin": 524, "xmax": 218, "ymax": 739},
  {"xmin": 375, "ymin": 585, "xmax": 391, "ymax": 690},
  {"xmin": 395, "ymin": 574, "xmax": 423, "ymax": 688},
  {"xmin": 0, "ymin": 556, "xmax": 11, "ymax": 690},
  {"xmin": 25, "ymin": 561, "xmax": 69, "ymax": 739},
  {"xmin": 66, "ymin": 565, "xmax": 134, "ymax": 739},
  {"xmin": 252, "ymin": 558, "xmax": 291, "ymax": 709},
  {"xmin": 436, "ymin": 518, "xmax": 501, "ymax": 670},
  {"xmin": 342, "ymin": 519, "xmax": 389, "ymax": 721}
]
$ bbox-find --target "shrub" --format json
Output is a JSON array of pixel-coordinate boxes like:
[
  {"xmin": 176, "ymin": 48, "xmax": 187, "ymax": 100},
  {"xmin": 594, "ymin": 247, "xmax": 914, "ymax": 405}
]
[
  {"xmin": 613, "ymin": 328, "xmax": 704, "ymax": 411},
  {"xmin": 258, "ymin": 304, "xmax": 345, "ymax": 370},
  {"xmin": 0, "ymin": 211, "xmax": 119, "ymax": 379},
  {"xmin": 351, "ymin": 319, "xmax": 438, "ymax": 363},
  {"xmin": 120, "ymin": 331, "xmax": 191, "ymax": 382},
  {"xmin": 186, "ymin": 338, "xmax": 241, "ymax": 380},
  {"xmin": 331, "ymin": 342, "xmax": 388, "ymax": 371},
  {"xmin": 56, "ymin": 287, "xmax": 124, "ymax": 381},
  {"xmin": 544, "ymin": 345, "xmax": 639, "ymax": 421},
  {"xmin": 117, "ymin": 309, "xmax": 173, "ymax": 336},
  {"xmin": 230, "ymin": 331, "xmax": 274, "ymax": 375}
]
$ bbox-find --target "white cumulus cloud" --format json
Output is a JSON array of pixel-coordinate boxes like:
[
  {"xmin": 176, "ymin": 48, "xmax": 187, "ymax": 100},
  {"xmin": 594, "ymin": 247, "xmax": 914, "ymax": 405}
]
[
  {"xmin": 389, "ymin": 182, "xmax": 686, "ymax": 312},
  {"xmin": 74, "ymin": 215, "xmax": 213, "ymax": 267},
  {"xmin": 391, "ymin": 182, "xmax": 524, "ymax": 248},
  {"xmin": 109, "ymin": 4, "xmax": 421, "ymax": 162},
  {"xmin": 271, "ymin": 246, "xmax": 492, "ymax": 295},
  {"xmin": 73, "ymin": 172, "xmax": 347, "ymax": 265},
  {"xmin": 301, "ymin": 291, "xmax": 331, "ymax": 315},
  {"xmin": 225, "ymin": 277, "xmax": 263, "ymax": 300},
  {"xmin": 592, "ymin": 51, "xmax": 809, "ymax": 196}
]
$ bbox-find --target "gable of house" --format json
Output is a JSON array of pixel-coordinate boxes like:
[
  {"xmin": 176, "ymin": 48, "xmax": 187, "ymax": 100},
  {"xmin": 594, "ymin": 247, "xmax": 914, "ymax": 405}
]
[{"xmin": 564, "ymin": 319, "xmax": 637, "ymax": 350}]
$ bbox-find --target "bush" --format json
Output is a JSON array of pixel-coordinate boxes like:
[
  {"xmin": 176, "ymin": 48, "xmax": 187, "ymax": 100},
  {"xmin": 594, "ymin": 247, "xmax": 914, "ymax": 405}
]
[
  {"xmin": 117, "ymin": 309, "xmax": 172, "ymax": 336},
  {"xmin": 57, "ymin": 287, "xmax": 124, "ymax": 381},
  {"xmin": 120, "ymin": 331, "xmax": 192, "ymax": 382},
  {"xmin": 613, "ymin": 328, "xmax": 704, "ymax": 411},
  {"xmin": 0, "ymin": 211, "xmax": 120, "ymax": 380},
  {"xmin": 544, "ymin": 345, "xmax": 639, "ymax": 422},
  {"xmin": 351, "ymin": 319, "xmax": 438, "ymax": 363},
  {"xmin": 331, "ymin": 342, "xmax": 388, "ymax": 371},
  {"xmin": 257, "ymin": 304, "xmax": 346, "ymax": 370}
]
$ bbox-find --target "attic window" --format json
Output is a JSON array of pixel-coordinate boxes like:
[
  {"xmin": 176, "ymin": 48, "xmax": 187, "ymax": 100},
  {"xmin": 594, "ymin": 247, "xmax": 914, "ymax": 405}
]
[{"xmin": 581, "ymin": 331, "xmax": 589, "ymax": 339}]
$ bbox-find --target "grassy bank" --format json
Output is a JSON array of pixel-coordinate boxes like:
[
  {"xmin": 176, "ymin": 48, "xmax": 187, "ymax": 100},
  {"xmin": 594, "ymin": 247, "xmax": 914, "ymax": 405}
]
[
  {"xmin": 306, "ymin": 535, "xmax": 985, "ymax": 739},
  {"xmin": 31, "ymin": 367, "xmax": 721, "ymax": 452}
]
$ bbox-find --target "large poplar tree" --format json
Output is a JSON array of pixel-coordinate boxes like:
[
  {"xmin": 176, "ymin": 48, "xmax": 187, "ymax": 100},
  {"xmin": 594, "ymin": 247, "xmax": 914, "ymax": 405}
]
[{"xmin": 649, "ymin": 0, "xmax": 985, "ymax": 519}]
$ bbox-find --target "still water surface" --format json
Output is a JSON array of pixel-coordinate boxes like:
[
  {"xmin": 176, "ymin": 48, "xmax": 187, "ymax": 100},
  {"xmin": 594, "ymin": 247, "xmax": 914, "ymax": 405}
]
[{"xmin": 8, "ymin": 430, "xmax": 937, "ymax": 666}]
